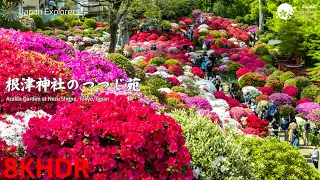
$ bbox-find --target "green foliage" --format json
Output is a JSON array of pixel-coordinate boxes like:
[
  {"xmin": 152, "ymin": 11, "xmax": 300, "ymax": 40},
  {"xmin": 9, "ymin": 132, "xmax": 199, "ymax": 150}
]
[
  {"xmin": 301, "ymin": 85, "xmax": 320, "ymax": 101},
  {"xmin": 264, "ymin": 64, "xmax": 273, "ymax": 69},
  {"xmin": 271, "ymin": 70, "xmax": 283, "ymax": 77},
  {"xmin": 226, "ymin": 61, "xmax": 243, "ymax": 76},
  {"xmin": 182, "ymin": 78, "xmax": 200, "ymax": 97},
  {"xmin": 284, "ymin": 78, "xmax": 297, "ymax": 87},
  {"xmin": 165, "ymin": 59, "xmax": 180, "ymax": 66},
  {"xmin": 29, "ymin": 14, "xmax": 43, "ymax": 30},
  {"xmin": 47, "ymin": 17, "xmax": 65, "ymax": 28},
  {"xmin": 254, "ymin": 46, "xmax": 269, "ymax": 56},
  {"xmin": 107, "ymin": 53, "xmax": 136, "ymax": 78},
  {"xmin": 0, "ymin": 15, "xmax": 25, "ymax": 30},
  {"xmin": 279, "ymin": 71, "xmax": 295, "ymax": 84},
  {"xmin": 70, "ymin": 20, "xmax": 83, "ymax": 27},
  {"xmin": 83, "ymin": 18, "xmax": 96, "ymax": 29},
  {"xmin": 149, "ymin": 57, "xmax": 166, "ymax": 66},
  {"xmin": 264, "ymin": 67, "xmax": 278, "ymax": 76},
  {"xmin": 240, "ymin": 137, "xmax": 320, "ymax": 179},
  {"xmin": 308, "ymin": 62, "xmax": 320, "ymax": 82},
  {"xmin": 296, "ymin": 113, "xmax": 306, "ymax": 120},
  {"xmin": 239, "ymin": 72, "xmax": 266, "ymax": 88},
  {"xmin": 169, "ymin": 109, "xmax": 255, "ymax": 179},
  {"xmin": 296, "ymin": 77, "xmax": 312, "ymax": 92},
  {"xmin": 166, "ymin": 98, "xmax": 181, "ymax": 107},
  {"xmin": 259, "ymin": 55, "xmax": 273, "ymax": 65},
  {"xmin": 161, "ymin": 20, "xmax": 171, "ymax": 30},
  {"xmin": 171, "ymin": 86, "xmax": 187, "ymax": 93},
  {"xmin": 279, "ymin": 105, "xmax": 296, "ymax": 119},
  {"xmin": 59, "ymin": 14, "xmax": 79, "ymax": 28},
  {"xmin": 265, "ymin": 80, "xmax": 283, "ymax": 92},
  {"xmin": 144, "ymin": 76, "xmax": 172, "ymax": 90}
]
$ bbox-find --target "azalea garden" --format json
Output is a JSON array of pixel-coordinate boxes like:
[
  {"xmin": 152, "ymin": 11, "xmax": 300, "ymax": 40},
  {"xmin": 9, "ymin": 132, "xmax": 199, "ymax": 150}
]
[{"xmin": 1, "ymin": 0, "xmax": 320, "ymax": 179}]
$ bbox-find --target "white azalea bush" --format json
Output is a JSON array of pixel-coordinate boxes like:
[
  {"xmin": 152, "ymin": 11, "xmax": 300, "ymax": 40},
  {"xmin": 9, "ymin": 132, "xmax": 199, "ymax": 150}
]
[
  {"xmin": 169, "ymin": 109, "xmax": 255, "ymax": 180},
  {"xmin": 242, "ymin": 86, "xmax": 262, "ymax": 100},
  {"xmin": 0, "ymin": 110, "xmax": 50, "ymax": 147},
  {"xmin": 196, "ymin": 80, "xmax": 217, "ymax": 93}
]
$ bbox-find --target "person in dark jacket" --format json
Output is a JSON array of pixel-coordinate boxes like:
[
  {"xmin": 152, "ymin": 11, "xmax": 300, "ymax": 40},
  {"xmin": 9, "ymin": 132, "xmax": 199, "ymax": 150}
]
[{"xmin": 281, "ymin": 118, "xmax": 290, "ymax": 142}]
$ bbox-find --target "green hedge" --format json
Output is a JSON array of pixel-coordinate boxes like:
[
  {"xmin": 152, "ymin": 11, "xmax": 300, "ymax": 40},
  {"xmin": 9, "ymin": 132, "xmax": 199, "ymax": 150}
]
[{"xmin": 107, "ymin": 53, "xmax": 136, "ymax": 78}]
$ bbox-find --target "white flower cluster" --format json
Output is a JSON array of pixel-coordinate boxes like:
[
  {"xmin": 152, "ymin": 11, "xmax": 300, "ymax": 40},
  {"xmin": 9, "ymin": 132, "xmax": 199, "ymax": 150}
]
[
  {"xmin": 131, "ymin": 56, "xmax": 145, "ymax": 64},
  {"xmin": 242, "ymin": 86, "xmax": 262, "ymax": 99},
  {"xmin": 196, "ymin": 80, "xmax": 217, "ymax": 93},
  {"xmin": 0, "ymin": 110, "xmax": 51, "ymax": 147}
]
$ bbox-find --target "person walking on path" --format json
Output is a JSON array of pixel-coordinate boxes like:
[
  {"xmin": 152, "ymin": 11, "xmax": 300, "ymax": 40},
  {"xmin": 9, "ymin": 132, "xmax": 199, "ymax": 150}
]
[
  {"xmin": 281, "ymin": 117, "xmax": 290, "ymax": 142},
  {"xmin": 304, "ymin": 120, "xmax": 311, "ymax": 145},
  {"xmin": 202, "ymin": 42, "xmax": 207, "ymax": 52},
  {"xmin": 292, "ymin": 129, "xmax": 299, "ymax": 147},
  {"xmin": 206, "ymin": 59, "xmax": 213, "ymax": 79},
  {"xmin": 201, "ymin": 59, "xmax": 206, "ymax": 75},
  {"xmin": 311, "ymin": 146, "xmax": 319, "ymax": 169},
  {"xmin": 288, "ymin": 119, "xmax": 298, "ymax": 143},
  {"xmin": 267, "ymin": 101, "xmax": 277, "ymax": 121},
  {"xmin": 271, "ymin": 116, "xmax": 280, "ymax": 138}
]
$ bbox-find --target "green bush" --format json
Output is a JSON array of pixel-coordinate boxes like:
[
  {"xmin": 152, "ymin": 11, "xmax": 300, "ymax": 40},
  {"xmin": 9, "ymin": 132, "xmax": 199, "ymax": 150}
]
[
  {"xmin": 284, "ymin": 78, "xmax": 297, "ymax": 87},
  {"xmin": 149, "ymin": 57, "xmax": 166, "ymax": 66},
  {"xmin": 271, "ymin": 70, "xmax": 284, "ymax": 76},
  {"xmin": 264, "ymin": 64, "xmax": 273, "ymax": 69},
  {"xmin": 279, "ymin": 105, "xmax": 296, "ymax": 119},
  {"xmin": 240, "ymin": 137, "xmax": 320, "ymax": 179},
  {"xmin": 55, "ymin": 34, "xmax": 67, "ymax": 41},
  {"xmin": 166, "ymin": 98, "xmax": 181, "ymax": 107},
  {"xmin": 301, "ymin": 85, "xmax": 320, "ymax": 101},
  {"xmin": 265, "ymin": 80, "xmax": 283, "ymax": 92},
  {"xmin": 107, "ymin": 53, "xmax": 135, "ymax": 78},
  {"xmin": 144, "ymin": 76, "xmax": 172, "ymax": 90},
  {"xmin": 169, "ymin": 109, "xmax": 255, "ymax": 179},
  {"xmin": 264, "ymin": 67, "xmax": 278, "ymax": 76},
  {"xmin": 60, "ymin": 14, "xmax": 79, "ymax": 28},
  {"xmin": 0, "ymin": 15, "xmax": 24, "ymax": 30},
  {"xmin": 296, "ymin": 113, "xmax": 306, "ymax": 119},
  {"xmin": 47, "ymin": 17, "xmax": 65, "ymax": 28},
  {"xmin": 258, "ymin": 38, "xmax": 268, "ymax": 44},
  {"xmin": 165, "ymin": 59, "xmax": 180, "ymax": 66},
  {"xmin": 266, "ymin": 33, "xmax": 275, "ymax": 40},
  {"xmin": 296, "ymin": 77, "xmax": 312, "ymax": 92},
  {"xmin": 226, "ymin": 61, "xmax": 243, "ymax": 77},
  {"xmin": 83, "ymin": 18, "xmax": 96, "ymax": 29},
  {"xmin": 71, "ymin": 20, "xmax": 83, "ymax": 27},
  {"xmin": 133, "ymin": 65, "xmax": 145, "ymax": 80},
  {"xmin": 171, "ymin": 86, "xmax": 187, "ymax": 93},
  {"xmin": 256, "ymin": 30, "xmax": 264, "ymax": 35},
  {"xmin": 259, "ymin": 55, "xmax": 273, "ymax": 65},
  {"xmin": 161, "ymin": 20, "xmax": 172, "ymax": 30},
  {"xmin": 29, "ymin": 14, "xmax": 44, "ymax": 29},
  {"xmin": 279, "ymin": 71, "xmax": 295, "ymax": 84},
  {"xmin": 182, "ymin": 78, "xmax": 200, "ymax": 97},
  {"xmin": 239, "ymin": 72, "xmax": 266, "ymax": 88},
  {"xmin": 254, "ymin": 46, "xmax": 269, "ymax": 56}
]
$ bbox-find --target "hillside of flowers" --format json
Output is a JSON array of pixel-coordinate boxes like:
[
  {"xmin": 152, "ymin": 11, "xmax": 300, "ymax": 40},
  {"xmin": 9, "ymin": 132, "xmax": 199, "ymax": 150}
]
[{"xmin": 1, "ymin": 10, "xmax": 320, "ymax": 179}]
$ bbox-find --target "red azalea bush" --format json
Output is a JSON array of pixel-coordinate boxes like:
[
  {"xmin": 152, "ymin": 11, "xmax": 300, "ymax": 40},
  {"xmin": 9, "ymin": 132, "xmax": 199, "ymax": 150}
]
[
  {"xmin": 230, "ymin": 107, "xmax": 249, "ymax": 122},
  {"xmin": 167, "ymin": 77, "xmax": 181, "ymax": 86},
  {"xmin": 226, "ymin": 97, "xmax": 241, "ymax": 108},
  {"xmin": 242, "ymin": 127, "xmax": 260, "ymax": 137},
  {"xmin": 0, "ymin": 140, "xmax": 21, "ymax": 180},
  {"xmin": 236, "ymin": 68, "xmax": 251, "ymax": 79},
  {"xmin": 245, "ymin": 114, "xmax": 269, "ymax": 137},
  {"xmin": 190, "ymin": 67, "xmax": 204, "ymax": 78},
  {"xmin": 166, "ymin": 64, "xmax": 184, "ymax": 76},
  {"xmin": 166, "ymin": 92, "xmax": 184, "ymax": 102},
  {"xmin": 256, "ymin": 94, "xmax": 269, "ymax": 104},
  {"xmin": 296, "ymin": 98, "xmax": 313, "ymax": 106},
  {"xmin": 282, "ymin": 86, "xmax": 298, "ymax": 97},
  {"xmin": 23, "ymin": 94, "xmax": 193, "ymax": 179},
  {"xmin": 0, "ymin": 38, "xmax": 72, "ymax": 115},
  {"xmin": 213, "ymin": 91, "xmax": 226, "ymax": 99},
  {"xmin": 258, "ymin": 86, "xmax": 275, "ymax": 96}
]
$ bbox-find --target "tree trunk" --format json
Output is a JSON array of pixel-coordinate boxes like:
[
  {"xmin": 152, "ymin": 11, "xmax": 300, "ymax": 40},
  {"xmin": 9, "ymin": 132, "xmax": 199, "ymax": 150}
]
[
  {"xmin": 122, "ymin": 21, "xmax": 129, "ymax": 47},
  {"xmin": 109, "ymin": 22, "xmax": 118, "ymax": 53},
  {"xmin": 259, "ymin": 0, "xmax": 264, "ymax": 30}
]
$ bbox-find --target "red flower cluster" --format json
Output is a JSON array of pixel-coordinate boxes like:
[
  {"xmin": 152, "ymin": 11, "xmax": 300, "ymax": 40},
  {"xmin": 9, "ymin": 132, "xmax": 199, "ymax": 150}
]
[
  {"xmin": 256, "ymin": 94, "xmax": 269, "ymax": 104},
  {"xmin": 296, "ymin": 98, "xmax": 313, "ymax": 106},
  {"xmin": 22, "ymin": 94, "xmax": 193, "ymax": 179},
  {"xmin": 166, "ymin": 92, "xmax": 183, "ymax": 101},
  {"xmin": 165, "ymin": 64, "xmax": 184, "ymax": 76},
  {"xmin": 0, "ymin": 38, "xmax": 72, "ymax": 115},
  {"xmin": 245, "ymin": 114, "xmax": 269, "ymax": 137},
  {"xmin": 167, "ymin": 77, "xmax": 181, "ymax": 86},
  {"xmin": 282, "ymin": 85, "xmax": 298, "ymax": 97},
  {"xmin": 236, "ymin": 68, "xmax": 252, "ymax": 79},
  {"xmin": 190, "ymin": 67, "xmax": 204, "ymax": 78},
  {"xmin": 242, "ymin": 127, "xmax": 260, "ymax": 137},
  {"xmin": 213, "ymin": 91, "xmax": 226, "ymax": 99},
  {"xmin": 258, "ymin": 87, "xmax": 275, "ymax": 96},
  {"xmin": 0, "ymin": 140, "xmax": 21, "ymax": 180},
  {"xmin": 213, "ymin": 91, "xmax": 240, "ymax": 108}
]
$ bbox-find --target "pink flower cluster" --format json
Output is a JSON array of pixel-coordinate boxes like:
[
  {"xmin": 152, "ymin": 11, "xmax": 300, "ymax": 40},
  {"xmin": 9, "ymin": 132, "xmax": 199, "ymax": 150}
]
[
  {"xmin": 296, "ymin": 102, "xmax": 320, "ymax": 116},
  {"xmin": 23, "ymin": 94, "xmax": 193, "ymax": 179},
  {"xmin": 258, "ymin": 87, "xmax": 275, "ymax": 96},
  {"xmin": 184, "ymin": 96, "xmax": 212, "ymax": 111},
  {"xmin": 269, "ymin": 93, "xmax": 293, "ymax": 107},
  {"xmin": 282, "ymin": 86, "xmax": 298, "ymax": 97},
  {"xmin": 236, "ymin": 68, "xmax": 251, "ymax": 79}
]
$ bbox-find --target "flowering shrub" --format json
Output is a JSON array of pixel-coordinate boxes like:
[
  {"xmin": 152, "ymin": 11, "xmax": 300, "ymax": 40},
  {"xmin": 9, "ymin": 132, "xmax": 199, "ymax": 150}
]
[
  {"xmin": 301, "ymin": 85, "xmax": 320, "ymax": 101},
  {"xmin": 238, "ymin": 72, "xmax": 265, "ymax": 88},
  {"xmin": 0, "ymin": 139, "xmax": 20, "ymax": 180},
  {"xmin": 236, "ymin": 68, "xmax": 252, "ymax": 79},
  {"xmin": 166, "ymin": 92, "xmax": 184, "ymax": 102},
  {"xmin": 242, "ymin": 127, "xmax": 260, "ymax": 137},
  {"xmin": 256, "ymin": 94, "xmax": 269, "ymax": 104},
  {"xmin": 0, "ymin": 38, "xmax": 72, "ymax": 114},
  {"xmin": 296, "ymin": 98, "xmax": 312, "ymax": 106},
  {"xmin": 265, "ymin": 80, "xmax": 283, "ymax": 92},
  {"xmin": 226, "ymin": 97, "xmax": 241, "ymax": 108},
  {"xmin": 166, "ymin": 64, "xmax": 184, "ymax": 76},
  {"xmin": 198, "ymin": 109, "xmax": 220, "ymax": 124},
  {"xmin": 269, "ymin": 93, "xmax": 293, "ymax": 107},
  {"xmin": 218, "ymin": 65, "xmax": 228, "ymax": 72},
  {"xmin": 245, "ymin": 114, "xmax": 269, "ymax": 136},
  {"xmin": 258, "ymin": 87, "xmax": 274, "ymax": 96},
  {"xmin": 184, "ymin": 96, "xmax": 212, "ymax": 111},
  {"xmin": 284, "ymin": 78, "xmax": 297, "ymax": 87},
  {"xmin": 230, "ymin": 107, "xmax": 249, "ymax": 122},
  {"xmin": 213, "ymin": 91, "xmax": 227, "ymax": 99},
  {"xmin": 296, "ymin": 77, "xmax": 312, "ymax": 92},
  {"xmin": 307, "ymin": 109, "xmax": 320, "ymax": 125},
  {"xmin": 282, "ymin": 86, "xmax": 298, "ymax": 97},
  {"xmin": 279, "ymin": 105, "xmax": 296, "ymax": 119},
  {"xmin": 169, "ymin": 109, "xmax": 255, "ymax": 179},
  {"xmin": 242, "ymin": 86, "xmax": 262, "ymax": 99},
  {"xmin": 23, "ymin": 94, "xmax": 193, "ymax": 179},
  {"xmin": 190, "ymin": 67, "xmax": 204, "ymax": 78},
  {"xmin": 296, "ymin": 102, "xmax": 320, "ymax": 116},
  {"xmin": 257, "ymin": 100, "xmax": 270, "ymax": 114},
  {"xmin": 167, "ymin": 76, "xmax": 181, "ymax": 86},
  {"xmin": 279, "ymin": 71, "xmax": 295, "ymax": 84}
]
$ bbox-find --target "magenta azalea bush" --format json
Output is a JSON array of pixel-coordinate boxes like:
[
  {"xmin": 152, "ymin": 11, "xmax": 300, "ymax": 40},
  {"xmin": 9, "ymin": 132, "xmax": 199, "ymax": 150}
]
[
  {"xmin": 307, "ymin": 109, "xmax": 320, "ymax": 125},
  {"xmin": 296, "ymin": 102, "xmax": 320, "ymax": 116},
  {"xmin": 269, "ymin": 93, "xmax": 293, "ymax": 107},
  {"xmin": 184, "ymin": 96, "xmax": 212, "ymax": 111}
]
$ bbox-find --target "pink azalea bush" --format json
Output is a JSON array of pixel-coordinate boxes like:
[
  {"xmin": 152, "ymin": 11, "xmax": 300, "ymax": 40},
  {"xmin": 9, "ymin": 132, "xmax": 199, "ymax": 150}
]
[
  {"xmin": 296, "ymin": 102, "xmax": 320, "ymax": 116},
  {"xmin": 296, "ymin": 98, "xmax": 313, "ymax": 106},
  {"xmin": 184, "ymin": 96, "xmax": 212, "ymax": 111},
  {"xmin": 269, "ymin": 93, "xmax": 293, "ymax": 107},
  {"xmin": 236, "ymin": 68, "xmax": 251, "ymax": 79}
]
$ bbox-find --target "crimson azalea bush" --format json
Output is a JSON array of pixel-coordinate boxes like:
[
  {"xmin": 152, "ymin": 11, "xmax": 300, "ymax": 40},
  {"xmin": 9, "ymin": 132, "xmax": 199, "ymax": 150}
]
[
  {"xmin": 258, "ymin": 87, "xmax": 274, "ymax": 96},
  {"xmin": 296, "ymin": 98, "xmax": 312, "ymax": 106},
  {"xmin": 166, "ymin": 77, "xmax": 181, "ymax": 86},
  {"xmin": 269, "ymin": 93, "xmax": 293, "ymax": 107},
  {"xmin": 165, "ymin": 64, "xmax": 184, "ymax": 76},
  {"xmin": 0, "ymin": 38, "xmax": 72, "ymax": 114},
  {"xmin": 190, "ymin": 67, "xmax": 204, "ymax": 78},
  {"xmin": 23, "ymin": 94, "xmax": 193, "ymax": 179},
  {"xmin": 0, "ymin": 140, "xmax": 21, "ymax": 180},
  {"xmin": 282, "ymin": 86, "xmax": 298, "ymax": 97},
  {"xmin": 236, "ymin": 68, "xmax": 251, "ymax": 79},
  {"xmin": 245, "ymin": 114, "xmax": 269, "ymax": 137},
  {"xmin": 242, "ymin": 127, "xmax": 260, "ymax": 137}
]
